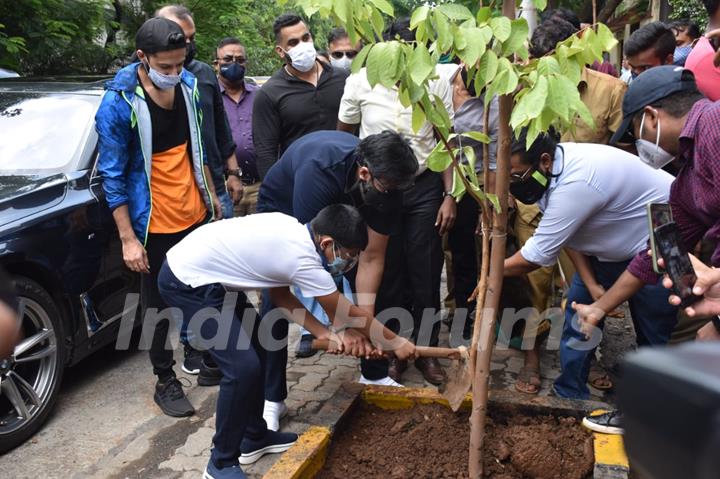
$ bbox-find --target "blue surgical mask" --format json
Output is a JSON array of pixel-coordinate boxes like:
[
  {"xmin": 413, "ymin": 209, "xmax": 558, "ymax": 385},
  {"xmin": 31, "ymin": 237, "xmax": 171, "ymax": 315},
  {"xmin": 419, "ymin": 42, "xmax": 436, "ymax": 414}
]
[
  {"xmin": 143, "ymin": 60, "xmax": 182, "ymax": 90},
  {"xmin": 220, "ymin": 62, "xmax": 246, "ymax": 84},
  {"xmin": 326, "ymin": 242, "xmax": 358, "ymax": 277}
]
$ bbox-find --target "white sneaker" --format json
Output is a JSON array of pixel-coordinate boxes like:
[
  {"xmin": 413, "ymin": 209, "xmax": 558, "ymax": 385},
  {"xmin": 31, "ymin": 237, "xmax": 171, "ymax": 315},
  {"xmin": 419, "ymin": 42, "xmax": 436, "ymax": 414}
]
[
  {"xmin": 263, "ymin": 400, "xmax": 288, "ymax": 431},
  {"xmin": 358, "ymin": 375, "xmax": 404, "ymax": 387}
]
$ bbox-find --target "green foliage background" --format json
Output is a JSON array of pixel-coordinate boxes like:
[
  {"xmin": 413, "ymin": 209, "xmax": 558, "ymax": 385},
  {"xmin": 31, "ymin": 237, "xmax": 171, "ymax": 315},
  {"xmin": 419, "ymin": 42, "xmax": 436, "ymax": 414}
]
[
  {"xmin": 668, "ymin": 0, "xmax": 709, "ymax": 29},
  {"xmin": 0, "ymin": 0, "xmax": 339, "ymax": 77}
]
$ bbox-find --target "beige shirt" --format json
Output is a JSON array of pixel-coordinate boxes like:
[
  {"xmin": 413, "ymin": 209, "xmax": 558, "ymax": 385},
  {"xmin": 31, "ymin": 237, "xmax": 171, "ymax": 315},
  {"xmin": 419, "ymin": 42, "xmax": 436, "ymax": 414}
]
[
  {"xmin": 561, "ymin": 67, "xmax": 627, "ymax": 144},
  {"xmin": 338, "ymin": 67, "xmax": 454, "ymax": 174}
]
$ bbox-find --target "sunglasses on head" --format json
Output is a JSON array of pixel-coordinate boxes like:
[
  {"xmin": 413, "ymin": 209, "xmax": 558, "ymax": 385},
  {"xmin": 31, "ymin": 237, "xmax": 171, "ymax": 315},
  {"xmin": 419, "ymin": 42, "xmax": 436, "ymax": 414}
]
[{"xmin": 330, "ymin": 50, "xmax": 358, "ymax": 60}]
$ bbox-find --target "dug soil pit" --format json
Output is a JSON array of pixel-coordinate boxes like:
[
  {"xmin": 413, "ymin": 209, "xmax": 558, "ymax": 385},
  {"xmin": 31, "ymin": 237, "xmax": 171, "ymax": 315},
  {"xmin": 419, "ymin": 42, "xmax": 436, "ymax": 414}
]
[{"xmin": 318, "ymin": 402, "xmax": 594, "ymax": 479}]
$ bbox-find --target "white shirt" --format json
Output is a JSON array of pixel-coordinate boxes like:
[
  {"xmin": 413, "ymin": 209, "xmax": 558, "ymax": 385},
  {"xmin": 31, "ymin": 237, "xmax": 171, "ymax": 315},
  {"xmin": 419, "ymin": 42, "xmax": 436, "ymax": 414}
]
[
  {"xmin": 521, "ymin": 143, "xmax": 674, "ymax": 267},
  {"xmin": 166, "ymin": 213, "xmax": 338, "ymax": 297},
  {"xmin": 338, "ymin": 67, "xmax": 454, "ymax": 174}
]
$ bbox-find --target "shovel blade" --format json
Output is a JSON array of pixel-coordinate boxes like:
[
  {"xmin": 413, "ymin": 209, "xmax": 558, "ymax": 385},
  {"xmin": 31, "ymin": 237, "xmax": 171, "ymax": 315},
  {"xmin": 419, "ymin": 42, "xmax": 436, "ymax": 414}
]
[{"xmin": 439, "ymin": 346, "xmax": 472, "ymax": 412}]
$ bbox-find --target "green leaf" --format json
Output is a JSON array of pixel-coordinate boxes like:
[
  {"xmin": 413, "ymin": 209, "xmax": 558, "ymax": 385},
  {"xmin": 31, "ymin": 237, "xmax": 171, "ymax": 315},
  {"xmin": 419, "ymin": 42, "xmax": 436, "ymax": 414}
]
[
  {"xmin": 534, "ymin": 0, "xmax": 548, "ymax": 10},
  {"xmin": 434, "ymin": 9, "xmax": 453, "ymax": 51},
  {"xmin": 546, "ymin": 75, "xmax": 571, "ymax": 121},
  {"xmin": 426, "ymin": 142, "xmax": 453, "ymax": 172},
  {"xmin": 490, "ymin": 17, "xmax": 511, "ymax": 42},
  {"xmin": 574, "ymin": 99, "xmax": 595, "ymax": 130},
  {"xmin": 461, "ymin": 131, "xmax": 491, "ymax": 143},
  {"xmin": 537, "ymin": 57, "xmax": 560, "ymax": 76},
  {"xmin": 398, "ymin": 85, "xmax": 411, "ymax": 108},
  {"xmin": 432, "ymin": 94, "xmax": 452, "ymax": 131},
  {"xmin": 367, "ymin": 0, "xmax": 394, "ymax": 16},
  {"xmin": 453, "ymin": 25, "xmax": 467, "ymax": 51},
  {"xmin": 409, "ymin": 43, "xmax": 434, "ymax": 85},
  {"xmin": 410, "ymin": 5, "xmax": 430, "ymax": 29},
  {"xmin": 502, "ymin": 19, "xmax": 529, "ymax": 56},
  {"xmin": 370, "ymin": 6, "xmax": 385, "ymax": 39},
  {"xmin": 412, "ymin": 103, "xmax": 426, "ymax": 132},
  {"xmin": 335, "ymin": 0, "xmax": 351, "ymax": 23},
  {"xmin": 476, "ymin": 6, "xmax": 492, "ymax": 24},
  {"xmin": 596, "ymin": 24, "xmax": 618, "ymax": 52},
  {"xmin": 366, "ymin": 42, "xmax": 402, "ymax": 88},
  {"xmin": 486, "ymin": 193, "xmax": 500, "ymax": 213},
  {"xmin": 352, "ymin": 44, "xmax": 372, "ymax": 73},
  {"xmin": 457, "ymin": 27, "xmax": 488, "ymax": 67},
  {"xmin": 511, "ymin": 76, "xmax": 547, "ymax": 129},
  {"xmin": 476, "ymin": 49, "xmax": 499, "ymax": 88},
  {"xmin": 437, "ymin": 3, "xmax": 474, "ymax": 21},
  {"xmin": 451, "ymin": 166, "xmax": 467, "ymax": 200}
]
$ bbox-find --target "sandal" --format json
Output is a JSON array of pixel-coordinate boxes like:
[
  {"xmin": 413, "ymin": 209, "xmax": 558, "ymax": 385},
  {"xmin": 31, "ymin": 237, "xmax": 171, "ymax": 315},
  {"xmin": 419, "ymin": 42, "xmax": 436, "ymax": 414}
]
[
  {"xmin": 515, "ymin": 365, "xmax": 541, "ymax": 395},
  {"xmin": 588, "ymin": 365, "xmax": 614, "ymax": 391}
]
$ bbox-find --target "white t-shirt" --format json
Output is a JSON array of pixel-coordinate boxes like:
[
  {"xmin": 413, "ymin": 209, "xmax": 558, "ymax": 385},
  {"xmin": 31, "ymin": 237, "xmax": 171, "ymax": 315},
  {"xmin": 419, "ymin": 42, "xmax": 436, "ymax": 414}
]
[
  {"xmin": 166, "ymin": 213, "xmax": 338, "ymax": 298},
  {"xmin": 338, "ymin": 67, "xmax": 454, "ymax": 174},
  {"xmin": 521, "ymin": 143, "xmax": 674, "ymax": 267}
]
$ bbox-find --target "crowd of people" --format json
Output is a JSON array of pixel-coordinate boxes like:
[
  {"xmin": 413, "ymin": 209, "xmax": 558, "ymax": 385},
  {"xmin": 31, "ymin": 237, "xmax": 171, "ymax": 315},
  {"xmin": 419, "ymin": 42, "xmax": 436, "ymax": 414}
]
[{"xmin": 3, "ymin": 3, "xmax": 715, "ymax": 478}]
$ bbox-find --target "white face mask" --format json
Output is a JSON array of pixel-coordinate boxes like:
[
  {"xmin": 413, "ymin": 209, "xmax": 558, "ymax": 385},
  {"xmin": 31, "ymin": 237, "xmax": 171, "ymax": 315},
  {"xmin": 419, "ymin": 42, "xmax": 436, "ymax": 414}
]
[
  {"xmin": 635, "ymin": 111, "xmax": 674, "ymax": 169},
  {"xmin": 284, "ymin": 41, "xmax": 317, "ymax": 72},
  {"xmin": 330, "ymin": 55, "xmax": 352, "ymax": 72}
]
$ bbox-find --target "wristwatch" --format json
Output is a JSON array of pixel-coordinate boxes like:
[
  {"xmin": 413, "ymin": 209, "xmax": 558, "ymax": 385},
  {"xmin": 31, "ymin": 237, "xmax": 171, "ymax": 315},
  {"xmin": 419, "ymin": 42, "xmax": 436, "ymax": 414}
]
[{"xmin": 225, "ymin": 168, "xmax": 242, "ymax": 179}]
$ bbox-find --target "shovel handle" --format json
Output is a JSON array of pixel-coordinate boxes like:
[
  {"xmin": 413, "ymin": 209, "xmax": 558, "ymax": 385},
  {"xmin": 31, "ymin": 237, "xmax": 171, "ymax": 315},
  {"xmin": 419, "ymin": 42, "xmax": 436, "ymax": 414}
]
[{"xmin": 311, "ymin": 339, "xmax": 463, "ymax": 360}]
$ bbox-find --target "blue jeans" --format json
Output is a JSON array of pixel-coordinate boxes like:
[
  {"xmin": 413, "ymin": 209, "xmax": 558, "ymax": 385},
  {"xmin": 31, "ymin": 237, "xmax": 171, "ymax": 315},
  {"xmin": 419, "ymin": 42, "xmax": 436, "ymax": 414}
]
[
  {"xmin": 218, "ymin": 190, "xmax": 234, "ymax": 220},
  {"xmin": 554, "ymin": 257, "xmax": 678, "ymax": 399},
  {"xmin": 158, "ymin": 261, "xmax": 266, "ymax": 469}
]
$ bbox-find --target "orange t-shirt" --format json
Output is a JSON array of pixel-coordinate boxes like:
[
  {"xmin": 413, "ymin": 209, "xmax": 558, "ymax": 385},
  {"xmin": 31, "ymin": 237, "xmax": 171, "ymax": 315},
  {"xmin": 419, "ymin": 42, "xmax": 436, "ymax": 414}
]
[{"xmin": 148, "ymin": 142, "xmax": 207, "ymax": 233}]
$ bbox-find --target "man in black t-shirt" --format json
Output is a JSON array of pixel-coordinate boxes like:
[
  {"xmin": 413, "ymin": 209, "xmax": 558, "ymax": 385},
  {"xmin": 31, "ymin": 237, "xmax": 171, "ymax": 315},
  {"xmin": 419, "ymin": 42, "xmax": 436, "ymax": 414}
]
[
  {"xmin": 256, "ymin": 130, "xmax": 418, "ymax": 430},
  {"xmin": 252, "ymin": 13, "xmax": 349, "ymax": 179}
]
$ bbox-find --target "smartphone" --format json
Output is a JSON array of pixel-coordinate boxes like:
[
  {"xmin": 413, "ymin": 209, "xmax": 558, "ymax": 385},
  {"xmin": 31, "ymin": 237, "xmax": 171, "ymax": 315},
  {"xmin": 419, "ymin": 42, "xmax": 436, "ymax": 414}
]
[
  {"xmin": 653, "ymin": 221, "xmax": 700, "ymax": 308},
  {"xmin": 647, "ymin": 203, "xmax": 673, "ymax": 273}
]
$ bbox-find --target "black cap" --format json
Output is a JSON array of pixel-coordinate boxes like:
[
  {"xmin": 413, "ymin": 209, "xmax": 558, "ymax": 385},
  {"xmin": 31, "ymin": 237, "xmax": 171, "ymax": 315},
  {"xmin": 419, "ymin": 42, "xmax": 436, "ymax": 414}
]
[
  {"xmin": 135, "ymin": 17, "xmax": 186, "ymax": 54},
  {"xmin": 610, "ymin": 66, "xmax": 698, "ymax": 145}
]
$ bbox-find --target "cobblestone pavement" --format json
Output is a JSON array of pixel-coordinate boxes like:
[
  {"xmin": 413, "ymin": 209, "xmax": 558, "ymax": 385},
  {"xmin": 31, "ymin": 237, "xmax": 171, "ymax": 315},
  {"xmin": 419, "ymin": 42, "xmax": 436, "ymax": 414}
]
[{"xmin": 0, "ymin": 289, "xmax": 635, "ymax": 479}]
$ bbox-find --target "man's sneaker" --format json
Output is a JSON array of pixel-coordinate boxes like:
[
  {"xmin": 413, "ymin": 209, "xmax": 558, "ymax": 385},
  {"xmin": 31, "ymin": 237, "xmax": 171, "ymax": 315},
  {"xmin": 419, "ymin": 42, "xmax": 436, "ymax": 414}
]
[
  {"xmin": 239, "ymin": 430, "xmax": 298, "ymax": 465},
  {"xmin": 182, "ymin": 346, "xmax": 204, "ymax": 375},
  {"xmin": 295, "ymin": 334, "xmax": 318, "ymax": 358},
  {"xmin": 198, "ymin": 359, "xmax": 223, "ymax": 387},
  {"xmin": 582, "ymin": 410, "xmax": 624, "ymax": 435},
  {"xmin": 204, "ymin": 460, "xmax": 247, "ymax": 479},
  {"xmin": 263, "ymin": 400, "xmax": 288, "ymax": 431},
  {"xmin": 154, "ymin": 377, "xmax": 195, "ymax": 417},
  {"xmin": 358, "ymin": 375, "xmax": 404, "ymax": 387}
]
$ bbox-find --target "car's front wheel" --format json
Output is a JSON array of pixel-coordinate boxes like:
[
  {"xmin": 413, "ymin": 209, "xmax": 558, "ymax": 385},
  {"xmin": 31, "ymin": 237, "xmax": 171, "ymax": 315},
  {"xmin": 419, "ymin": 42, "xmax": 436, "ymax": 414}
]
[{"xmin": 0, "ymin": 277, "xmax": 65, "ymax": 453}]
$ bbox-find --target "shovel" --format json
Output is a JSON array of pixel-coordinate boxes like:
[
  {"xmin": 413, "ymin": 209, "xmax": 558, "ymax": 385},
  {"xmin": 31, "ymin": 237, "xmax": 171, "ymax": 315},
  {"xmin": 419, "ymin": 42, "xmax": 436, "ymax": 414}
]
[{"xmin": 311, "ymin": 339, "xmax": 471, "ymax": 412}]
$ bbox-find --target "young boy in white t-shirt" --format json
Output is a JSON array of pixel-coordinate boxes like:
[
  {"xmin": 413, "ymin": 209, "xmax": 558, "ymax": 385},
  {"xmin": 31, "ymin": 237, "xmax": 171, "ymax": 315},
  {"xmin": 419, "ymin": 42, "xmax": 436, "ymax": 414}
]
[{"xmin": 158, "ymin": 204, "xmax": 416, "ymax": 479}]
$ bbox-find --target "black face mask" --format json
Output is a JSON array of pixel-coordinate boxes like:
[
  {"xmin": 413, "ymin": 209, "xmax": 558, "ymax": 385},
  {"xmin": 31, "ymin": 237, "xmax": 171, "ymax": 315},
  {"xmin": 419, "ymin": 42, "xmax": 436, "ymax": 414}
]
[
  {"xmin": 509, "ymin": 168, "xmax": 549, "ymax": 205},
  {"xmin": 184, "ymin": 40, "xmax": 197, "ymax": 66},
  {"xmin": 348, "ymin": 177, "xmax": 403, "ymax": 213}
]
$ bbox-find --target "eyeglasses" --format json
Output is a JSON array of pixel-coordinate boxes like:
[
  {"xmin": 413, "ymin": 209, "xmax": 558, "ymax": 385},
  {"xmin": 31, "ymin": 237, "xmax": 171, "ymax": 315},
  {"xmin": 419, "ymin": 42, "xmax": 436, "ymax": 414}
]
[
  {"xmin": 330, "ymin": 50, "xmax": 358, "ymax": 60},
  {"xmin": 510, "ymin": 167, "xmax": 535, "ymax": 184},
  {"xmin": 215, "ymin": 55, "xmax": 246, "ymax": 65}
]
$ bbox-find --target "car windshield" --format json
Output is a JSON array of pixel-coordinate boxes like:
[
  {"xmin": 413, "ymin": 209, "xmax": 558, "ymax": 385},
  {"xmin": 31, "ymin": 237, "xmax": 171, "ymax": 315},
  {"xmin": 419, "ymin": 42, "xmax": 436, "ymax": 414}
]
[{"xmin": 0, "ymin": 91, "xmax": 98, "ymax": 176}]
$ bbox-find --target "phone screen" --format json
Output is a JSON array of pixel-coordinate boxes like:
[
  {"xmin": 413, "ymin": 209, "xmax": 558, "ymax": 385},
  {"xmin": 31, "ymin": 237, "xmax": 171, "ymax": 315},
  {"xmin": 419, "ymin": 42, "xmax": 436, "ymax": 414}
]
[
  {"xmin": 653, "ymin": 222, "xmax": 699, "ymax": 307},
  {"xmin": 647, "ymin": 203, "xmax": 673, "ymax": 273}
]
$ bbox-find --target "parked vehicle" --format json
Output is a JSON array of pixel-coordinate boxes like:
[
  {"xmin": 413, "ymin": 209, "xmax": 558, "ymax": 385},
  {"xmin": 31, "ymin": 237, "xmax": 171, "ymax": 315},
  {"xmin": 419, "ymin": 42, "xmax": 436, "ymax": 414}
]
[{"xmin": 0, "ymin": 79, "xmax": 140, "ymax": 453}]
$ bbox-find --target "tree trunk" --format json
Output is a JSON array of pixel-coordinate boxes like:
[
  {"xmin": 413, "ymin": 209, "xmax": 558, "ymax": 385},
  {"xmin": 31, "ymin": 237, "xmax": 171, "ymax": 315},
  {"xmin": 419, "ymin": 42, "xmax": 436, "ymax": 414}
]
[
  {"xmin": 468, "ymin": 2, "xmax": 514, "ymax": 476},
  {"xmin": 598, "ymin": 0, "xmax": 624, "ymax": 23}
]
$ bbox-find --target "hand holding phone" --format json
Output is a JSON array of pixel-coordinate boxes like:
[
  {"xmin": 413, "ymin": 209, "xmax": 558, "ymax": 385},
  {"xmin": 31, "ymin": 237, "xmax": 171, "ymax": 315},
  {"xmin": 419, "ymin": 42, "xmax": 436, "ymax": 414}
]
[
  {"xmin": 647, "ymin": 203, "xmax": 673, "ymax": 274},
  {"xmin": 653, "ymin": 221, "xmax": 700, "ymax": 308}
]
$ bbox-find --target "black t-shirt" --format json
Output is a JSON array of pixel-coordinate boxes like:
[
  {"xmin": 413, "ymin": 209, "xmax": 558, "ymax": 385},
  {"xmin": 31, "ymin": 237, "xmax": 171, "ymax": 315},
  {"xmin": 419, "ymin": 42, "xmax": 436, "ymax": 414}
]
[
  {"xmin": 256, "ymin": 130, "xmax": 400, "ymax": 236},
  {"xmin": 251, "ymin": 61, "xmax": 349, "ymax": 179},
  {"xmin": 142, "ymin": 83, "xmax": 188, "ymax": 153}
]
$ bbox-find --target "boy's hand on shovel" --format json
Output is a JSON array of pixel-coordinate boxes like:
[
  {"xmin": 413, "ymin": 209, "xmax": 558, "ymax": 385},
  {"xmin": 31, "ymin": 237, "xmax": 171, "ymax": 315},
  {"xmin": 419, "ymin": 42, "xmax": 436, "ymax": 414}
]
[{"xmin": 337, "ymin": 328, "xmax": 378, "ymax": 359}]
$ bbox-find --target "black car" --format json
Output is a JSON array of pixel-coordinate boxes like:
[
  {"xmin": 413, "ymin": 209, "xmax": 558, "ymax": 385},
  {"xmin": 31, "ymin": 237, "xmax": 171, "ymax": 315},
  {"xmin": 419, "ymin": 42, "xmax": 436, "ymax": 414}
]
[{"xmin": 0, "ymin": 80, "xmax": 140, "ymax": 452}]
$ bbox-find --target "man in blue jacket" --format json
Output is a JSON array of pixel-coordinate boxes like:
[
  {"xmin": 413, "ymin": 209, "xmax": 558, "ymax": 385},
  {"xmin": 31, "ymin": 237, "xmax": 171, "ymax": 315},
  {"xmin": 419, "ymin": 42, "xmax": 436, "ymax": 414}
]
[{"xmin": 95, "ymin": 17, "xmax": 221, "ymax": 418}]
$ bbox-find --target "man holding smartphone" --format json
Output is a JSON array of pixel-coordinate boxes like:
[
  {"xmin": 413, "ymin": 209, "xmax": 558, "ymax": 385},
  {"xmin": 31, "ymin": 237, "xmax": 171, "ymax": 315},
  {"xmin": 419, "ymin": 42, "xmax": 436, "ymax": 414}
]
[
  {"xmin": 572, "ymin": 66, "xmax": 720, "ymax": 434},
  {"xmin": 502, "ymin": 126, "xmax": 676, "ymax": 404}
]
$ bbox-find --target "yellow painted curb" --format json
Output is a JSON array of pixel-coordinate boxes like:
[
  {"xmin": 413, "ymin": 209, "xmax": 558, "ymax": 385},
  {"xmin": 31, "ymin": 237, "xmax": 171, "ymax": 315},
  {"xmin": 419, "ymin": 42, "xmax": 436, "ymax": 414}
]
[
  {"xmin": 594, "ymin": 433, "xmax": 630, "ymax": 468},
  {"xmin": 361, "ymin": 385, "xmax": 473, "ymax": 410},
  {"xmin": 263, "ymin": 426, "xmax": 331, "ymax": 479}
]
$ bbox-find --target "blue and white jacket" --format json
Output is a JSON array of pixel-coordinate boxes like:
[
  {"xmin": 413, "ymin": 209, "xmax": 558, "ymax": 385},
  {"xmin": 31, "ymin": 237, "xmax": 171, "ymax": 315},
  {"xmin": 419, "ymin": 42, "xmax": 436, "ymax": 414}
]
[{"xmin": 94, "ymin": 63, "xmax": 215, "ymax": 245}]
